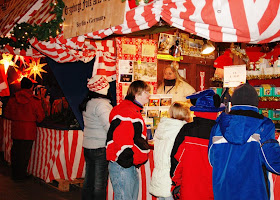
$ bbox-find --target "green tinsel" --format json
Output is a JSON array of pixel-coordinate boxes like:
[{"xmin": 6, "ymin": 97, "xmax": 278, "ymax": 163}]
[{"xmin": 0, "ymin": 0, "xmax": 65, "ymax": 51}]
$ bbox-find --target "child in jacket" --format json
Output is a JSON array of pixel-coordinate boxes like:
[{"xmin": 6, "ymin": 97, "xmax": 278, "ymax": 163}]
[
  {"xmin": 149, "ymin": 101, "xmax": 191, "ymax": 200},
  {"xmin": 171, "ymin": 89, "xmax": 225, "ymax": 200}
]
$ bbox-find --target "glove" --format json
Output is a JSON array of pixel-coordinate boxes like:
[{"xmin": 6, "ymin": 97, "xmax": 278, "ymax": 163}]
[
  {"xmin": 172, "ymin": 185, "xmax": 181, "ymax": 200},
  {"xmin": 116, "ymin": 148, "xmax": 134, "ymax": 168}
]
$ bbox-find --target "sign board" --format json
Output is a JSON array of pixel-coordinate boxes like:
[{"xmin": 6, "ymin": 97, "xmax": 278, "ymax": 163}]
[
  {"xmin": 63, "ymin": 0, "xmax": 126, "ymax": 39},
  {"xmin": 223, "ymin": 65, "xmax": 246, "ymax": 88}
]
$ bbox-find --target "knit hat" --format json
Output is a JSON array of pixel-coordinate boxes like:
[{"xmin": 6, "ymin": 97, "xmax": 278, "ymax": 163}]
[
  {"xmin": 214, "ymin": 49, "xmax": 233, "ymax": 69},
  {"xmin": 231, "ymin": 83, "xmax": 259, "ymax": 107},
  {"xmin": 87, "ymin": 75, "xmax": 109, "ymax": 95},
  {"xmin": 186, "ymin": 89, "xmax": 225, "ymax": 112}
]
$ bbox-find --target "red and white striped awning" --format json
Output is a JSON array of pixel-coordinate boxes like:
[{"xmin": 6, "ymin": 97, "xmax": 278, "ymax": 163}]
[{"xmin": 1, "ymin": 0, "xmax": 280, "ymax": 62}]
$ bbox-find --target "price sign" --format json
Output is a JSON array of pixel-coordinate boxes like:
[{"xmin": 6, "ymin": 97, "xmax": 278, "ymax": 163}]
[{"xmin": 223, "ymin": 65, "xmax": 246, "ymax": 88}]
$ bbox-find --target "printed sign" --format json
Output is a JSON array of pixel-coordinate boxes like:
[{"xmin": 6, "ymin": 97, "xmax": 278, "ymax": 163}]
[
  {"xmin": 63, "ymin": 0, "xmax": 126, "ymax": 39},
  {"xmin": 223, "ymin": 65, "xmax": 246, "ymax": 88}
]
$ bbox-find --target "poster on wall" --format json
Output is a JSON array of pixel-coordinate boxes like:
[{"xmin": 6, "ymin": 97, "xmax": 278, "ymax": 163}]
[{"xmin": 116, "ymin": 37, "xmax": 158, "ymax": 105}]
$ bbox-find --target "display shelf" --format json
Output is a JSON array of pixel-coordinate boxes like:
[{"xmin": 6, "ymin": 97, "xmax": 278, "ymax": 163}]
[
  {"xmin": 258, "ymin": 101, "xmax": 280, "ymax": 109},
  {"xmin": 248, "ymin": 78, "xmax": 280, "ymax": 109}
]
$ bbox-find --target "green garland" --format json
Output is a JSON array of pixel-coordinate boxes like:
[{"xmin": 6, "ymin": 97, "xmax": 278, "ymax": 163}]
[{"xmin": 0, "ymin": 0, "xmax": 65, "ymax": 51}]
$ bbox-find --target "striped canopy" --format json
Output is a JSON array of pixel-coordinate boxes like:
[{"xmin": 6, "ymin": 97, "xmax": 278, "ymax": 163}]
[{"xmin": 0, "ymin": 0, "xmax": 280, "ymax": 78}]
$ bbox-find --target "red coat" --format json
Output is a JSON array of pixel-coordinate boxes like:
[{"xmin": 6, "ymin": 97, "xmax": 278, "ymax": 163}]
[
  {"xmin": 172, "ymin": 136, "xmax": 214, "ymax": 200},
  {"xmin": 4, "ymin": 89, "xmax": 45, "ymax": 140}
]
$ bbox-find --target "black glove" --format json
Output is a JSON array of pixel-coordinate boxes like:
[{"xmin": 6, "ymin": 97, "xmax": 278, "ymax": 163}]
[
  {"xmin": 172, "ymin": 185, "xmax": 181, "ymax": 200},
  {"xmin": 116, "ymin": 148, "xmax": 134, "ymax": 168}
]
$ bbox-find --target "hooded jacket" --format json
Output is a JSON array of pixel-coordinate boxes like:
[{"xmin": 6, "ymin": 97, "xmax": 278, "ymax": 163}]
[
  {"xmin": 149, "ymin": 117, "xmax": 186, "ymax": 197},
  {"xmin": 4, "ymin": 89, "xmax": 45, "ymax": 140},
  {"xmin": 209, "ymin": 105, "xmax": 280, "ymax": 200}
]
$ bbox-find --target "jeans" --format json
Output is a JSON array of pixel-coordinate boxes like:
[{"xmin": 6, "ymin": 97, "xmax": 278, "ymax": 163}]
[
  {"xmin": 82, "ymin": 147, "xmax": 108, "ymax": 200},
  {"xmin": 109, "ymin": 161, "xmax": 139, "ymax": 200}
]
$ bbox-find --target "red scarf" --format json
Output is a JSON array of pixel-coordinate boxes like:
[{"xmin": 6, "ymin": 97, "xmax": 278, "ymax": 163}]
[{"xmin": 194, "ymin": 111, "xmax": 219, "ymax": 120}]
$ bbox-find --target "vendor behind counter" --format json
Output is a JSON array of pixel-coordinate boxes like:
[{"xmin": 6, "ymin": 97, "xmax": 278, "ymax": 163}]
[{"xmin": 157, "ymin": 61, "xmax": 195, "ymax": 102}]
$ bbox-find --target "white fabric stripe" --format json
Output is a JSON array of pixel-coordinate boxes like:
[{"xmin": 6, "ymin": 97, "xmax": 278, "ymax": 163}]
[
  {"xmin": 213, "ymin": 134, "xmax": 260, "ymax": 144},
  {"xmin": 108, "ymin": 178, "xmax": 114, "ymax": 200},
  {"xmin": 116, "ymin": 145, "xmax": 134, "ymax": 158},
  {"xmin": 137, "ymin": 167, "xmax": 142, "ymax": 200},
  {"xmin": 260, "ymin": 142, "xmax": 280, "ymax": 175},
  {"xmin": 135, "ymin": 144, "xmax": 150, "ymax": 154},
  {"xmin": 185, "ymin": 141, "xmax": 208, "ymax": 147},
  {"xmin": 269, "ymin": 172, "xmax": 274, "ymax": 200},
  {"xmin": 208, "ymin": 144, "xmax": 213, "ymax": 167},
  {"xmin": 144, "ymin": 159, "xmax": 153, "ymax": 200},
  {"xmin": 71, "ymin": 131, "xmax": 83, "ymax": 180},
  {"xmin": 112, "ymin": 115, "xmax": 144, "ymax": 129}
]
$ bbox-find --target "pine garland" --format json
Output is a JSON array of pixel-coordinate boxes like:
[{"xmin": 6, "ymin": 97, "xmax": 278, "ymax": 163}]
[{"xmin": 0, "ymin": 0, "xmax": 65, "ymax": 51}]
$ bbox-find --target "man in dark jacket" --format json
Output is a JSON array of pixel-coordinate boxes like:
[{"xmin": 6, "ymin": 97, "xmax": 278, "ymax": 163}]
[{"xmin": 4, "ymin": 77, "xmax": 45, "ymax": 181}]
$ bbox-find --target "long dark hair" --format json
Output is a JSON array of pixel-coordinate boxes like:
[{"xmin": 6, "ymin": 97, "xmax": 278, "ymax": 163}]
[{"xmin": 79, "ymin": 91, "xmax": 112, "ymax": 112}]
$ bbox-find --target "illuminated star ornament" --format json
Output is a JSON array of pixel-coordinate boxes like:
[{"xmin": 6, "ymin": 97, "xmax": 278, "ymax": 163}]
[
  {"xmin": 0, "ymin": 53, "xmax": 18, "ymax": 74},
  {"xmin": 25, "ymin": 58, "xmax": 47, "ymax": 80}
]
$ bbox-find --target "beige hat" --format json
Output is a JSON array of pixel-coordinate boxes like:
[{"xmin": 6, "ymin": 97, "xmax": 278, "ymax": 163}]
[{"xmin": 87, "ymin": 75, "xmax": 109, "ymax": 95}]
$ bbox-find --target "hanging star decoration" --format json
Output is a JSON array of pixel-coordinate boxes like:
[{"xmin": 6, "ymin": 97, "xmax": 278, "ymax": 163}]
[
  {"xmin": 14, "ymin": 55, "xmax": 31, "ymax": 68},
  {"xmin": 0, "ymin": 53, "xmax": 18, "ymax": 74},
  {"xmin": 10, "ymin": 70, "xmax": 36, "ymax": 84},
  {"xmin": 25, "ymin": 58, "xmax": 47, "ymax": 80}
]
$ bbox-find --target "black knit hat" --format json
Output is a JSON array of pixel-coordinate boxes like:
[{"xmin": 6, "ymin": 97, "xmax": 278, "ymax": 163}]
[
  {"xmin": 231, "ymin": 83, "xmax": 259, "ymax": 107},
  {"xmin": 21, "ymin": 77, "xmax": 33, "ymax": 89}
]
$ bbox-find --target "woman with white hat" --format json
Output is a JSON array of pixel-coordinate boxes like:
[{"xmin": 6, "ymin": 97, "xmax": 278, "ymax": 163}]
[{"xmin": 80, "ymin": 75, "xmax": 113, "ymax": 200}]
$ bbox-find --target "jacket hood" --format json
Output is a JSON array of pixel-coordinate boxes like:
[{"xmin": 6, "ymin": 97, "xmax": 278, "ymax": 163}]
[
  {"xmin": 15, "ymin": 89, "xmax": 34, "ymax": 104},
  {"xmin": 217, "ymin": 106, "xmax": 265, "ymax": 145},
  {"xmin": 155, "ymin": 117, "xmax": 186, "ymax": 140}
]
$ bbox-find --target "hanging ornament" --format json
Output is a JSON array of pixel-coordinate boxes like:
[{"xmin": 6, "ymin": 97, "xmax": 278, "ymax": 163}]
[
  {"xmin": 25, "ymin": 58, "xmax": 47, "ymax": 80},
  {"xmin": 10, "ymin": 70, "xmax": 37, "ymax": 85},
  {"xmin": 0, "ymin": 53, "xmax": 18, "ymax": 74},
  {"xmin": 14, "ymin": 55, "xmax": 31, "ymax": 68}
]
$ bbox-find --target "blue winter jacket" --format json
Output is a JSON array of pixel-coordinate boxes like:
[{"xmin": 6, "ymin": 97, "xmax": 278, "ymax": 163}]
[{"xmin": 208, "ymin": 105, "xmax": 280, "ymax": 200}]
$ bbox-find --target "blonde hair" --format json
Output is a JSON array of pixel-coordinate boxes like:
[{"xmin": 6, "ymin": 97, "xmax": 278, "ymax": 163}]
[
  {"xmin": 169, "ymin": 101, "xmax": 191, "ymax": 122},
  {"xmin": 158, "ymin": 64, "xmax": 189, "ymax": 91}
]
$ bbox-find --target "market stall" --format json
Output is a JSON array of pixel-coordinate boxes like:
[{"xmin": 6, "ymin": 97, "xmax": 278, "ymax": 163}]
[
  {"xmin": 0, "ymin": 0, "xmax": 280, "ymax": 199},
  {"xmin": 2, "ymin": 118, "xmax": 157, "ymax": 199}
]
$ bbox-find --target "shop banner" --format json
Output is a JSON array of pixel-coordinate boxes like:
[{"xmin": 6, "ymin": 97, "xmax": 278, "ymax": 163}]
[
  {"xmin": 115, "ymin": 37, "xmax": 158, "ymax": 105},
  {"xmin": 63, "ymin": 0, "xmax": 126, "ymax": 39}
]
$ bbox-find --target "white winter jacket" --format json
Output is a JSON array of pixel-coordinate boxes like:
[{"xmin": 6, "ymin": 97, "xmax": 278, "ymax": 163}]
[
  {"xmin": 149, "ymin": 117, "xmax": 186, "ymax": 197},
  {"xmin": 82, "ymin": 98, "xmax": 113, "ymax": 149},
  {"xmin": 157, "ymin": 81, "xmax": 195, "ymax": 102}
]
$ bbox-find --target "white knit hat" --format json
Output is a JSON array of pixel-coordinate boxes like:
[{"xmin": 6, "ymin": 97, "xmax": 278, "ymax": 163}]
[{"xmin": 87, "ymin": 75, "xmax": 109, "ymax": 95}]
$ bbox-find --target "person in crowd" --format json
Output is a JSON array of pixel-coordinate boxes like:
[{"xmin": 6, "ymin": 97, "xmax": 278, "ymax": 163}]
[
  {"xmin": 213, "ymin": 49, "xmax": 234, "ymax": 113},
  {"xmin": 208, "ymin": 83, "xmax": 280, "ymax": 200},
  {"xmin": 4, "ymin": 77, "xmax": 45, "ymax": 181},
  {"xmin": 157, "ymin": 61, "xmax": 195, "ymax": 102},
  {"xmin": 170, "ymin": 89, "xmax": 225, "ymax": 200},
  {"xmin": 149, "ymin": 101, "xmax": 191, "ymax": 200},
  {"xmin": 79, "ymin": 75, "xmax": 113, "ymax": 200},
  {"xmin": 106, "ymin": 80, "xmax": 151, "ymax": 200}
]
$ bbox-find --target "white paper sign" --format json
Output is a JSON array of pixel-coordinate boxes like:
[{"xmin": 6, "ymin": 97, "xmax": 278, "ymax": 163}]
[{"xmin": 223, "ymin": 65, "xmax": 246, "ymax": 88}]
